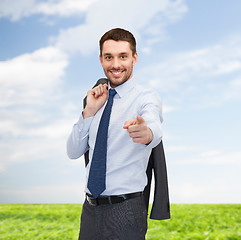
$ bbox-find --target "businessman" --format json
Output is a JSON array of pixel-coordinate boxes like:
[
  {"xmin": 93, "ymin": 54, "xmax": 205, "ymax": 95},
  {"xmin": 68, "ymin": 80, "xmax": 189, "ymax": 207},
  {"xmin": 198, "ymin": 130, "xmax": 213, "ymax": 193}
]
[{"xmin": 67, "ymin": 28, "xmax": 166, "ymax": 240}]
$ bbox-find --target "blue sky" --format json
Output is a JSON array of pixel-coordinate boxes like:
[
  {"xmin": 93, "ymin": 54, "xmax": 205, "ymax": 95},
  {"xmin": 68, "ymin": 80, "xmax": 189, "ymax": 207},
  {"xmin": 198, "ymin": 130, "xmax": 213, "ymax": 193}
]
[{"xmin": 0, "ymin": 0, "xmax": 241, "ymax": 204}]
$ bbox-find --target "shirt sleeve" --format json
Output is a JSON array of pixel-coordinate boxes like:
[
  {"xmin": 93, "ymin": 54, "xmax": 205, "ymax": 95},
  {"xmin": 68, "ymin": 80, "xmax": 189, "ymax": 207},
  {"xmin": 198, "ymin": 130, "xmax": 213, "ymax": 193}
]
[
  {"xmin": 66, "ymin": 113, "xmax": 93, "ymax": 159},
  {"xmin": 139, "ymin": 90, "xmax": 163, "ymax": 149}
]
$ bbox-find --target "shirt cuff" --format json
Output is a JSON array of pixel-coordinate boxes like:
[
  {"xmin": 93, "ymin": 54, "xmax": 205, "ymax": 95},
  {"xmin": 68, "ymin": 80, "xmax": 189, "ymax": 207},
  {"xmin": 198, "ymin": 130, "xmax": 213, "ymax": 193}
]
[
  {"xmin": 146, "ymin": 123, "xmax": 162, "ymax": 149},
  {"xmin": 77, "ymin": 113, "xmax": 93, "ymax": 136}
]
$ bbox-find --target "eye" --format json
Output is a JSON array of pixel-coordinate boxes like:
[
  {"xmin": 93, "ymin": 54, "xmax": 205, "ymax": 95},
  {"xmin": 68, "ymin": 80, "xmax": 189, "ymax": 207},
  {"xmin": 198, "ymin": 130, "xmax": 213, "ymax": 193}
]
[
  {"xmin": 120, "ymin": 55, "xmax": 127, "ymax": 59},
  {"xmin": 105, "ymin": 56, "xmax": 112, "ymax": 60}
]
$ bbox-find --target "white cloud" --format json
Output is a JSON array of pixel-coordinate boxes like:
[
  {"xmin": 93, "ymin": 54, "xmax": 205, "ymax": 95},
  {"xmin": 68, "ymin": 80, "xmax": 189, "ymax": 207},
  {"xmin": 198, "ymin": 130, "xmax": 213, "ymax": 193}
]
[
  {"xmin": 224, "ymin": 75, "xmax": 241, "ymax": 101},
  {"xmin": 0, "ymin": 0, "xmax": 98, "ymax": 21},
  {"xmin": 54, "ymin": 0, "xmax": 188, "ymax": 55},
  {"xmin": 214, "ymin": 61, "xmax": 241, "ymax": 75},
  {"xmin": 0, "ymin": 136, "xmax": 61, "ymax": 170},
  {"xmin": 35, "ymin": 0, "xmax": 98, "ymax": 17},
  {"xmin": 0, "ymin": 0, "xmax": 187, "ymax": 174},
  {"xmin": 162, "ymin": 104, "xmax": 176, "ymax": 113},
  {"xmin": 0, "ymin": 46, "xmax": 68, "ymax": 107},
  {"xmin": 175, "ymin": 150, "xmax": 241, "ymax": 165},
  {"xmin": 230, "ymin": 78, "xmax": 241, "ymax": 86},
  {"xmin": 170, "ymin": 182, "xmax": 241, "ymax": 203},
  {"xmin": 170, "ymin": 183, "xmax": 207, "ymax": 203},
  {"xmin": 0, "ymin": 114, "xmax": 74, "ymax": 139},
  {"xmin": 166, "ymin": 145, "xmax": 202, "ymax": 153},
  {"xmin": 0, "ymin": 0, "xmax": 35, "ymax": 21},
  {"xmin": 0, "ymin": 46, "xmax": 74, "ymax": 172},
  {"xmin": 0, "ymin": 183, "xmax": 85, "ymax": 203},
  {"xmin": 163, "ymin": 0, "xmax": 188, "ymax": 22},
  {"xmin": 137, "ymin": 35, "xmax": 241, "ymax": 92},
  {"xmin": 1, "ymin": 0, "xmax": 188, "ymax": 56},
  {"xmin": 135, "ymin": 35, "xmax": 241, "ymax": 110},
  {"xmin": 0, "ymin": 105, "xmax": 81, "ymax": 171}
]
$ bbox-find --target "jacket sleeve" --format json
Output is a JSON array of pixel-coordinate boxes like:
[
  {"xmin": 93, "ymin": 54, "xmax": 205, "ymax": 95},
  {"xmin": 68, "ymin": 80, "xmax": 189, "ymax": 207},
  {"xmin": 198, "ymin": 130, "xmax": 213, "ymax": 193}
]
[{"xmin": 144, "ymin": 142, "xmax": 171, "ymax": 220}]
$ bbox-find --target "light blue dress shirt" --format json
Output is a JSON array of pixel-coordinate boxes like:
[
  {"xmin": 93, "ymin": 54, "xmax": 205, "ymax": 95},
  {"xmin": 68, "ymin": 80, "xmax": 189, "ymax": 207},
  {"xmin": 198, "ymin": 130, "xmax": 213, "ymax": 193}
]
[{"xmin": 67, "ymin": 77, "xmax": 163, "ymax": 196}]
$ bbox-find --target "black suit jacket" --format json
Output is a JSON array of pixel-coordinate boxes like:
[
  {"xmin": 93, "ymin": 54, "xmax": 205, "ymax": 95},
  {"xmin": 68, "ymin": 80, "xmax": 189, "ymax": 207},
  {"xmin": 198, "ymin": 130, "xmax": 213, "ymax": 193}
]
[{"xmin": 83, "ymin": 78, "xmax": 170, "ymax": 220}]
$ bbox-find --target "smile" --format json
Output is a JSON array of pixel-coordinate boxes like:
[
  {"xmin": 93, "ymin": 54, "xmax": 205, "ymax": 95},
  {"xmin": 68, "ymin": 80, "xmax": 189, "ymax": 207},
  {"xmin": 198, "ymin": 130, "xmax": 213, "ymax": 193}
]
[{"xmin": 110, "ymin": 70, "xmax": 125, "ymax": 76}]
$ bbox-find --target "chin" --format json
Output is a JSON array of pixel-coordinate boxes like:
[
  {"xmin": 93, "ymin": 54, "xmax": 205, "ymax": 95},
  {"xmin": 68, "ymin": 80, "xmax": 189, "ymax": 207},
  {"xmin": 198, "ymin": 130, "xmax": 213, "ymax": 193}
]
[{"xmin": 109, "ymin": 78, "xmax": 127, "ymax": 87}]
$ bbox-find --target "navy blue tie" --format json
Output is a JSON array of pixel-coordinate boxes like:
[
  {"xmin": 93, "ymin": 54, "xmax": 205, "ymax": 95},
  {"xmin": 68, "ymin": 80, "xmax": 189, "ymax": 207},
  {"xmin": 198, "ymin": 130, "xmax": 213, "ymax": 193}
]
[{"xmin": 87, "ymin": 89, "xmax": 117, "ymax": 198}]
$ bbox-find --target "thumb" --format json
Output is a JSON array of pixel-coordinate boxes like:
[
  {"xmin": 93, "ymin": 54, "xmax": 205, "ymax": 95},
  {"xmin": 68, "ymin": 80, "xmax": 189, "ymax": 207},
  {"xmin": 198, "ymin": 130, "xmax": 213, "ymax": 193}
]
[{"xmin": 136, "ymin": 115, "xmax": 145, "ymax": 125}]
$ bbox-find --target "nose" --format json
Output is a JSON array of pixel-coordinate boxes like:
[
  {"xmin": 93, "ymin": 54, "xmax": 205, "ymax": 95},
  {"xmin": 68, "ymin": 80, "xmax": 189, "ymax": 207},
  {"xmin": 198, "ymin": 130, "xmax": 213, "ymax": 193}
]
[{"xmin": 112, "ymin": 57, "xmax": 121, "ymax": 69}]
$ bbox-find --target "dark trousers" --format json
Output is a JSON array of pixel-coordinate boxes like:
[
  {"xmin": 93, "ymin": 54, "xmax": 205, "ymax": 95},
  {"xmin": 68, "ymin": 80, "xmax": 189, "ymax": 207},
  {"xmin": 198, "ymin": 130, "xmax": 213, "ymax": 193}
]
[{"xmin": 78, "ymin": 195, "xmax": 148, "ymax": 240}]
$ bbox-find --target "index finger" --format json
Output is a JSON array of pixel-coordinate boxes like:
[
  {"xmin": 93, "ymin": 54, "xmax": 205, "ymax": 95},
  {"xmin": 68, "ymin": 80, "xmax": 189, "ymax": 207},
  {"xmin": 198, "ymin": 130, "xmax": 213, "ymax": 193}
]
[{"xmin": 123, "ymin": 119, "xmax": 136, "ymax": 129}]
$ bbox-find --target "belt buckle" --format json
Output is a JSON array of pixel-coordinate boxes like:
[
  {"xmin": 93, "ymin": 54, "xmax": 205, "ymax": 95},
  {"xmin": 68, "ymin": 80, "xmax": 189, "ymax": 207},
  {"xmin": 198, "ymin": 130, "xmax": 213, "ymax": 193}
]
[{"xmin": 86, "ymin": 195, "xmax": 97, "ymax": 206}]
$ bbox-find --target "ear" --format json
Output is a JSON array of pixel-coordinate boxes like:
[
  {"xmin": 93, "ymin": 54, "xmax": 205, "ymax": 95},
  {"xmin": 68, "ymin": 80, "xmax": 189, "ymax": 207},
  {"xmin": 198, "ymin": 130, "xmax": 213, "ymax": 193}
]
[
  {"xmin": 133, "ymin": 52, "xmax": 138, "ymax": 66},
  {"xmin": 99, "ymin": 54, "xmax": 103, "ymax": 66}
]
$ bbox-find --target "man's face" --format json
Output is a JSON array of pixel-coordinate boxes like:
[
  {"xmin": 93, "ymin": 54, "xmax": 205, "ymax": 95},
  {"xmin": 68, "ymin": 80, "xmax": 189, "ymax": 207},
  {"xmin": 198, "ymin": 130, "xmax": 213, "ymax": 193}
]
[{"xmin": 99, "ymin": 40, "xmax": 138, "ymax": 88}]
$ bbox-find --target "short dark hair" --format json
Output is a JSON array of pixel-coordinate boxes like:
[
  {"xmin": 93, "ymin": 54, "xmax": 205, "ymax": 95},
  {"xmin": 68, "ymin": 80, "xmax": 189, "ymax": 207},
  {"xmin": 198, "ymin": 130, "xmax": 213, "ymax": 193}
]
[{"xmin": 99, "ymin": 28, "xmax": 136, "ymax": 56}]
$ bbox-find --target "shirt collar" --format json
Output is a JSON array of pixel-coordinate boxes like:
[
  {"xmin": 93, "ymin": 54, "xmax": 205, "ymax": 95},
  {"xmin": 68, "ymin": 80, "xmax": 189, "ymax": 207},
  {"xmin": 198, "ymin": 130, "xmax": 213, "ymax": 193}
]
[{"xmin": 109, "ymin": 77, "xmax": 136, "ymax": 98}]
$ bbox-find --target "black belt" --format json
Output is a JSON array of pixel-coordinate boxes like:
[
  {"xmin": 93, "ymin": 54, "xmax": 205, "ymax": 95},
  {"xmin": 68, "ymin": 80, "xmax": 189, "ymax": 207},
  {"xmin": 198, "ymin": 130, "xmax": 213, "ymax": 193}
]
[{"xmin": 86, "ymin": 192, "xmax": 143, "ymax": 206}]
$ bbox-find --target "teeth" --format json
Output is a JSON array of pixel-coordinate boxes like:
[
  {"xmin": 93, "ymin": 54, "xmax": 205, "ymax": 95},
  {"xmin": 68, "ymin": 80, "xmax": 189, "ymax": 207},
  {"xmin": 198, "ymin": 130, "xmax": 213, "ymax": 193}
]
[{"xmin": 112, "ymin": 71, "xmax": 121, "ymax": 75}]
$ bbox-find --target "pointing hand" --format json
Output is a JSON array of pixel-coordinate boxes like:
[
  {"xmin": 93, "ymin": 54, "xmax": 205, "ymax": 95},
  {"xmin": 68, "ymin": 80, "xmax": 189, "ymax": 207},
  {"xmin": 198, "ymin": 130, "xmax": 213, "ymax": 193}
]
[{"xmin": 123, "ymin": 115, "xmax": 153, "ymax": 144}]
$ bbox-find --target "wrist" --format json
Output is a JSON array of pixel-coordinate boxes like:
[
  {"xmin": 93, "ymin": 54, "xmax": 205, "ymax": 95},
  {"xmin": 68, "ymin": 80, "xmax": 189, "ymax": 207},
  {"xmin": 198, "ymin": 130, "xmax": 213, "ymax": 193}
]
[
  {"xmin": 146, "ymin": 128, "xmax": 153, "ymax": 145},
  {"xmin": 82, "ymin": 107, "xmax": 96, "ymax": 119}
]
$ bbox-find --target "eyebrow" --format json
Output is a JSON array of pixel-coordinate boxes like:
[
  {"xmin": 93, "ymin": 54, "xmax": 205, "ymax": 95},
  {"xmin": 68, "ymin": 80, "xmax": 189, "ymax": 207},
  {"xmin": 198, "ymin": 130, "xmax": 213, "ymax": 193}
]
[{"xmin": 103, "ymin": 52, "xmax": 129, "ymax": 56}]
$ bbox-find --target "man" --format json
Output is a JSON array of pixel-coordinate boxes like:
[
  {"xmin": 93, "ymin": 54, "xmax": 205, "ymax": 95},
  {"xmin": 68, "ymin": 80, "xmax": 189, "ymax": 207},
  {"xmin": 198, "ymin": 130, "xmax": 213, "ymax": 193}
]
[{"xmin": 67, "ymin": 28, "xmax": 164, "ymax": 240}]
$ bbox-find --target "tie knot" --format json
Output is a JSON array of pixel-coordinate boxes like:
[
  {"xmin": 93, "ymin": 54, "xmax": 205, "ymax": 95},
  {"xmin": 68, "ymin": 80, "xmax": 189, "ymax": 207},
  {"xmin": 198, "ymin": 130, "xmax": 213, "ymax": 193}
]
[{"xmin": 109, "ymin": 89, "xmax": 117, "ymax": 96}]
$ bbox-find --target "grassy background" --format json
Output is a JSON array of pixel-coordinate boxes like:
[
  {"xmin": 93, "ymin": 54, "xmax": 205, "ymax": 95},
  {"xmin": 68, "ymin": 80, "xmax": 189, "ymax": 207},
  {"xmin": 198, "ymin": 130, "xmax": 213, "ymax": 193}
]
[{"xmin": 0, "ymin": 204, "xmax": 240, "ymax": 239}]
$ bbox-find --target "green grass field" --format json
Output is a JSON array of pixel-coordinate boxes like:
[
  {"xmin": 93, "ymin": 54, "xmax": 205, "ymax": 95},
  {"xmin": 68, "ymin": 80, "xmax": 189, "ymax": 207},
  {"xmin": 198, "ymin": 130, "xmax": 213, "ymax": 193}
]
[{"xmin": 0, "ymin": 204, "xmax": 240, "ymax": 239}]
